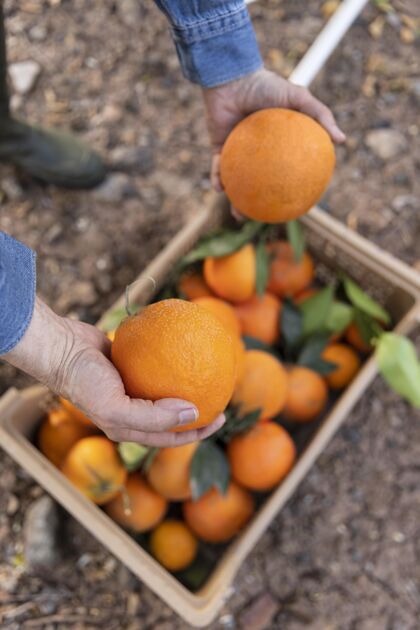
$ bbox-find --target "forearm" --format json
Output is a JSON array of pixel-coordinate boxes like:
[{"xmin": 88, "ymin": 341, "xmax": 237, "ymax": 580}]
[
  {"xmin": 2, "ymin": 297, "xmax": 74, "ymax": 392},
  {"xmin": 153, "ymin": 0, "xmax": 263, "ymax": 87}
]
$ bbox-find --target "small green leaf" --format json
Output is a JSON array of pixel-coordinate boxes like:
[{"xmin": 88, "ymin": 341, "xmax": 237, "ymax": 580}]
[
  {"xmin": 326, "ymin": 301, "xmax": 354, "ymax": 335},
  {"xmin": 176, "ymin": 553, "xmax": 213, "ymax": 589},
  {"xmin": 190, "ymin": 441, "xmax": 230, "ymax": 500},
  {"xmin": 217, "ymin": 408, "xmax": 261, "ymax": 443},
  {"xmin": 297, "ymin": 333, "xmax": 337, "ymax": 374},
  {"xmin": 255, "ymin": 239, "xmax": 270, "ymax": 296},
  {"xmin": 281, "ymin": 299, "xmax": 303, "ymax": 350},
  {"xmin": 342, "ymin": 276, "xmax": 391, "ymax": 325},
  {"xmin": 101, "ymin": 306, "xmax": 139, "ymax": 332},
  {"xmin": 286, "ymin": 220, "xmax": 305, "ymax": 262},
  {"xmin": 242, "ymin": 335, "xmax": 279, "ymax": 356},
  {"xmin": 118, "ymin": 442, "xmax": 149, "ymax": 472},
  {"xmin": 300, "ymin": 285, "xmax": 335, "ymax": 336},
  {"xmin": 182, "ymin": 221, "xmax": 264, "ymax": 265},
  {"xmin": 376, "ymin": 333, "xmax": 420, "ymax": 407},
  {"xmin": 354, "ymin": 309, "xmax": 383, "ymax": 345}
]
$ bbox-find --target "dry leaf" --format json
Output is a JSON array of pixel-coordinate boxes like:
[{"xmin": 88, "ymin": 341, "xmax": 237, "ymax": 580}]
[{"xmin": 369, "ymin": 16, "xmax": 386, "ymax": 39}]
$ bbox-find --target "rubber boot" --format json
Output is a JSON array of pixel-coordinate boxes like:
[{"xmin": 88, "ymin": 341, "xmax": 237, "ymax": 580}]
[{"xmin": 0, "ymin": 6, "xmax": 106, "ymax": 188}]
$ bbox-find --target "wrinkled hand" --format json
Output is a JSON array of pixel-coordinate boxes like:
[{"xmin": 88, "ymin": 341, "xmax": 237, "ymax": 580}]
[
  {"xmin": 3, "ymin": 298, "xmax": 225, "ymax": 446},
  {"xmin": 202, "ymin": 68, "xmax": 346, "ymax": 193}
]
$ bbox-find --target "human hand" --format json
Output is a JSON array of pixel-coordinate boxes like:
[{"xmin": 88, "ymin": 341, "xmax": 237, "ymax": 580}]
[
  {"xmin": 3, "ymin": 298, "xmax": 225, "ymax": 446},
  {"xmin": 202, "ymin": 67, "xmax": 346, "ymax": 193}
]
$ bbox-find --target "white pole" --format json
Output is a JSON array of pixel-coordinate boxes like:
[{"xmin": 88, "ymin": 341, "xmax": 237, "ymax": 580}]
[{"xmin": 289, "ymin": 0, "xmax": 370, "ymax": 88}]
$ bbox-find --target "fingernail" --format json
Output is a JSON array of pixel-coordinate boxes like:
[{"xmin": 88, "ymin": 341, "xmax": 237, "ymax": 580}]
[
  {"xmin": 333, "ymin": 126, "xmax": 346, "ymax": 142},
  {"xmin": 178, "ymin": 407, "xmax": 198, "ymax": 425}
]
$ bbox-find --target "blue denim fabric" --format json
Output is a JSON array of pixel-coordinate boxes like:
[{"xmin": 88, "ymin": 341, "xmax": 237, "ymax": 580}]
[
  {"xmin": 154, "ymin": 1, "xmax": 263, "ymax": 87},
  {"xmin": 0, "ymin": 232, "xmax": 36, "ymax": 355}
]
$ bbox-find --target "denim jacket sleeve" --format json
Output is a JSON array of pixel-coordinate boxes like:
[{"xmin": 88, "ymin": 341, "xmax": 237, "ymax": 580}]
[
  {"xmin": 154, "ymin": 1, "xmax": 263, "ymax": 87},
  {"xmin": 0, "ymin": 232, "xmax": 36, "ymax": 355}
]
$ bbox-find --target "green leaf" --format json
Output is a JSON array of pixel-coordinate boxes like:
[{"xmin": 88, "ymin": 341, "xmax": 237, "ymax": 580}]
[
  {"xmin": 297, "ymin": 333, "xmax": 337, "ymax": 375},
  {"xmin": 182, "ymin": 221, "xmax": 263, "ymax": 265},
  {"xmin": 217, "ymin": 408, "xmax": 261, "ymax": 443},
  {"xmin": 300, "ymin": 285, "xmax": 335, "ymax": 336},
  {"xmin": 286, "ymin": 220, "xmax": 305, "ymax": 262},
  {"xmin": 118, "ymin": 442, "xmax": 149, "ymax": 472},
  {"xmin": 354, "ymin": 309, "xmax": 383, "ymax": 345},
  {"xmin": 101, "ymin": 306, "xmax": 139, "ymax": 332},
  {"xmin": 375, "ymin": 333, "xmax": 420, "ymax": 407},
  {"xmin": 242, "ymin": 335, "xmax": 279, "ymax": 356},
  {"xmin": 281, "ymin": 299, "xmax": 303, "ymax": 350},
  {"xmin": 255, "ymin": 239, "xmax": 270, "ymax": 296},
  {"xmin": 190, "ymin": 441, "xmax": 230, "ymax": 500},
  {"xmin": 342, "ymin": 276, "xmax": 391, "ymax": 325},
  {"xmin": 176, "ymin": 553, "xmax": 214, "ymax": 589},
  {"xmin": 326, "ymin": 301, "xmax": 354, "ymax": 335}
]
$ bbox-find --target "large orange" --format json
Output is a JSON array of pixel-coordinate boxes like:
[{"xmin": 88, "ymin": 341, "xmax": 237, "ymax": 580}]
[
  {"xmin": 38, "ymin": 408, "xmax": 96, "ymax": 468},
  {"xmin": 183, "ymin": 482, "xmax": 254, "ymax": 543},
  {"xmin": 61, "ymin": 436, "xmax": 127, "ymax": 505},
  {"xmin": 232, "ymin": 350, "xmax": 288, "ymax": 420},
  {"xmin": 192, "ymin": 296, "xmax": 241, "ymax": 337},
  {"xmin": 322, "ymin": 343, "xmax": 361, "ymax": 389},
  {"xmin": 227, "ymin": 422, "xmax": 296, "ymax": 491},
  {"xmin": 283, "ymin": 366, "xmax": 328, "ymax": 422},
  {"xmin": 267, "ymin": 241, "xmax": 314, "ymax": 297},
  {"xmin": 60, "ymin": 397, "xmax": 96, "ymax": 428},
  {"xmin": 220, "ymin": 108, "xmax": 335, "ymax": 223},
  {"xmin": 111, "ymin": 299, "xmax": 236, "ymax": 431},
  {"xmin": 104, "ymin": 473, "xmax": 167, "ymax": 533},
  {"xmin": 150, "ymin": 520, "xmax": 198, "ymax": 572},
  {"xmin": 203, "ymin": 244, "xmax": 256, "ymax": 303},
  {"xmin": 234, "ymin": 292, "xmax": 282, "ymax": 345},
  {"xmin": 179, "ymin": 271, "xmax": 213, "ymax": 300},
  {"xmin": 147, "ymin": 442, "xmax": 198, "ymax": 501}
]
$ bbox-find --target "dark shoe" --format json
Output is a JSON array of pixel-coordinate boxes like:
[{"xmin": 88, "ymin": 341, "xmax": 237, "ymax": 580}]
[{"xmin": 0, "ymin": 118, "xmax": 106, "ymax": 189}]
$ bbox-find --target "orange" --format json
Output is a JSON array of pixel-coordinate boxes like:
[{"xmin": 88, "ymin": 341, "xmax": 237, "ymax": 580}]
[
  {"xmin": 104, "ymin": 473, "xmax": 167, "ymax": 533},
  {"xmin": 192, "ymin": 296, "xmax": 241, "ymax": 337},
  {"xmin": 38, "ymin": 408, "xmax": 95, "ymax": 468},
  {"xmin": 61, "ymin": 436, "xmax": 127, "ymax": 505},
  {"xmin": 345, "ymin": 322, "xmax": 372, "ymax": 353},
  {"xmin": 283, "ymin": 366, "xmax": 328, "ymax": 422},
  {"xmin": 150, "ymin": 520, "xmax": 198, "ymax": 572},
  {"xmin": 147, "ymin": 442, "xmax": 198, "ymax": 501},
  {"xmin": 60, "ymin": 397, "xmax": 96, "ymax": 428},
  {"xmin": 234, "ymin": 292, "xmax": 282, "ymax": 345},
  {"xmin": 179, "ymin": 271, "xmax": 213, "ymax": 300},
  {"xmin": 203, "ymin": 244, "xmax": 256, "ymax": 303},
  {"xmin": 234, "ymin": 336, "xmax": 246, "ymax": 382},
  {"xmin": 220, "ymin": 108, "xmax": 335, "ymax": 223},
  {"xmin": 183, "ymin": 482, "xmax": 254, "ymax": 543},
  {"xmin": 111, "ymin": 299, "xmax": 236, "ymax": 431},
  {"xmin": 227, "ymin": 422, "xmax": 296, "ymax": 491},
  {"xmin": 322, "ymin": 343, "xmax": 361, "ymax": 389},
  {"xmin": 232, "ymin": 350, "xmax": 289, "ymax": 420},
  {"xmin": 267, "ymin": 241, "xmax": 314, "ymax": 297}
]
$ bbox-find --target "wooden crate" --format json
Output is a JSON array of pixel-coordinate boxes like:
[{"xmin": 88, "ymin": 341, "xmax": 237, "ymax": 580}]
[{"xmin": 1, "ymin": 195, "xmax": 419, "ymax": 627}]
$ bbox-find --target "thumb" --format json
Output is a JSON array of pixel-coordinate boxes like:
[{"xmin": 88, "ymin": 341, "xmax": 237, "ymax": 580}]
[{"xmin": 122, "ymin": 397, "xmax": 199, "ymax": 432}]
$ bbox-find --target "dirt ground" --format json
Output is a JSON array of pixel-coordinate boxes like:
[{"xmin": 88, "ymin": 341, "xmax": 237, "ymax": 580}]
[{"xmin": 1, "ymin": 0, "xmax": 420, "ymax": 628}]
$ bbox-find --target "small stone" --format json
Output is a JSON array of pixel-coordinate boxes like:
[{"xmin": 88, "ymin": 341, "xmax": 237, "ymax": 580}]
[
  {"xmin": 368, "ymin": 16, "xmax": 385, "ymax": 39},
  {"xmin": 29, "ymin": 24, "xmax": 47, "ymax": 42},
  {"xmin": 23, "ymin": 496, "xmax": 62, "ymax": 572},
  {"xmin": 93, "ymin": 173, "xmax": 136, "ymax": 203},
  {"xmin": 239, "ymin": 593, "xmax": 280, "ymax": 630},
  {"xmin": 1, "ymin": 176, "xmax": 24, "ymax": 201},
  {"xmin": 365, "ymin": 129, "xmax": 407, "ymax": 160},
  {"xmin": 392, "ymin": 531, "xmax": 406, "ymax": 543},
  {"xmin": 7, "ymin": 495, "xmax": 19, "ymax": 516},
  {"xmin": 219, "ymin": 613, "xmax": 236, "ymax": 628},
  {"xmin": 391, "ymin": 194, "xmax": 418, "ymax": 212},
  {"xmin": 9, "ymin": 60, "xmax": 41, "ymax": 94},
  {"xmin": 110, "ymin": 146, "xmax": 155, "ymax": 175}
]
